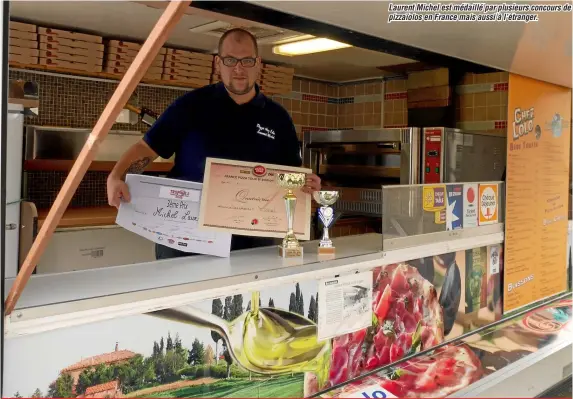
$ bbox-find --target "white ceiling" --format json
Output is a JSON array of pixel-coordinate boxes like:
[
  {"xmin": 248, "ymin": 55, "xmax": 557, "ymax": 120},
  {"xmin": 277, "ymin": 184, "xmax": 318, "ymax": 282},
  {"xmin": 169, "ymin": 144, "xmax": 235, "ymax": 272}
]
[
  {"xmin": 248, "ymin": 0, "xmax": 572, "ymax": 88},
  {"xmin": 9, "ymin": 1, "xmax": 415, "ymax": 82}
]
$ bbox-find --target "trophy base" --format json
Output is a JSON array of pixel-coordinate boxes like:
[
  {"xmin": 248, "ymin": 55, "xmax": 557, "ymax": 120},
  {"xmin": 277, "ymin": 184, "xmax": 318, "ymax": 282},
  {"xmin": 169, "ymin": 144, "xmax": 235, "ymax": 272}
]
[
  {"xmin": 279, "ymin": 245, "xmax": 303, "ymax": 258},
  {"xmin": 318, "ymin": 246, "xmax": 335, "ymax": 255}
]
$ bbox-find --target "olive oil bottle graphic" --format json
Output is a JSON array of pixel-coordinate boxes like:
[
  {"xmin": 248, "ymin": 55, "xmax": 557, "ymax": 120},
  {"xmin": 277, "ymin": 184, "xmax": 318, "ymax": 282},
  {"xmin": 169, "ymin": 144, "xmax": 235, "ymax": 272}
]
[
  {"xmin": 148, "ymin": 291, "xmax": 331, "ymax": 385},
  {"xmin": 465, "ymin": 247, "xmax": 486, "ymax": 314}
]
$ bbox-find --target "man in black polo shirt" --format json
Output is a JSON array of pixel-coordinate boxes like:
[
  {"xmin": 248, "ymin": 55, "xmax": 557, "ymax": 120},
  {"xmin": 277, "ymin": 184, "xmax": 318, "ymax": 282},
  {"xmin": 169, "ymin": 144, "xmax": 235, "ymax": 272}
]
[{"xmin": 107, "ymin": 28, "xmax": 321, "ymax": 259}]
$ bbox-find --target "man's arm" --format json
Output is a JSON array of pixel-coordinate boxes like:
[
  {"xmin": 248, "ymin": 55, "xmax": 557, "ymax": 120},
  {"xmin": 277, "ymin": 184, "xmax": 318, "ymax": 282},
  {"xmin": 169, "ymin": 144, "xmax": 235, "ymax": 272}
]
[
  {"xmin": 109, "ymin": 140, "xmax": 159, "ymax": 180},
  {"xmin": 107, "ymin": 94, "xmax": 186, "ymax": 208},
  {"xmin": 107, "ymin": 140, "xmax": 159, "ymax": 208}
]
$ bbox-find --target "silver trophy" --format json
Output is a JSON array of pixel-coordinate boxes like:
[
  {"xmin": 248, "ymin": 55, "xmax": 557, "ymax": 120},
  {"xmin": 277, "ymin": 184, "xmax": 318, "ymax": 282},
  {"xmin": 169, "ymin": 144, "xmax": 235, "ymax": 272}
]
[{"xmin": 312, "ymin": 191, "xmax": 340, "ymax": 254}]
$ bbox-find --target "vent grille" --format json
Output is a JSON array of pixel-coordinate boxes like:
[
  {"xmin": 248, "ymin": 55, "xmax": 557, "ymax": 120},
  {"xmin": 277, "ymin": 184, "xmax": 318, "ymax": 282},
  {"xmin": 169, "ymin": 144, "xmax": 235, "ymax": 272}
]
[
  {"xmin": 359, "ymin": 189, "xmax": 382, "ymax": 202},
  {"xmin": 338, "ymin": 200, "xmax": 382, "ymax": 216}
]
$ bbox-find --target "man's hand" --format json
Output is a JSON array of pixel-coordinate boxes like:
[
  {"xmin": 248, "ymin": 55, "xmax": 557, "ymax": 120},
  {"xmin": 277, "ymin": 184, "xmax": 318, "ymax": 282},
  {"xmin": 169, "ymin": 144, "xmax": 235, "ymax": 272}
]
[
  {"xmin": 302, "ymin": 173, "xmax": 321, "ymax": 194},
  {"xmin": 107, "ymin": 176, "xmax": 131, "ymax": 209},
  {"xmin": 106, "ymin": 141, "xmax": 158, "ymax": 209}
]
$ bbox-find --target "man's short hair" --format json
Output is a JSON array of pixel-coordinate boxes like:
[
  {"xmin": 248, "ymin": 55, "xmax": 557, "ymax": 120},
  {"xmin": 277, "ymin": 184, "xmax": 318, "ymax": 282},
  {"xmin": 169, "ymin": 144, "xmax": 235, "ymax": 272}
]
[{"xmin": 218, "ymin": 28, "xmax": 259, "ymax": 56}]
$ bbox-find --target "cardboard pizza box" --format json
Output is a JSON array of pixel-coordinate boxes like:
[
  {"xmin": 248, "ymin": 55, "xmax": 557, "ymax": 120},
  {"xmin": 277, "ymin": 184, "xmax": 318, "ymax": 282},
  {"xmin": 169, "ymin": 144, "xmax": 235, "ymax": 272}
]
[
  {"xmin": 264, "ymin": 64, "xmax": 295, "ymax": 75},
  {"xmin": 39, "ymin": 42, "xmax": 103, "ymax": 58},
  {"xmin": 38, "ymin": 27, "xmax": 102, "ymax": 43},
  {"xmin": 9, "ymin": 46, "xmax": 39, "ymax": 57},
  {"xmin": 262, "ymin": 69, "xmax": 294, "ymax": 78},
  {"xmin": 106, "ymin": 46, "xmax": 139, "ymax": 58},
  {"xmin": 162, "ymin": 68, "xmax": 210, "ymax": 80},
  {"xmin": 261, "ymin": 79, "xmax": 292, "ymax": 88},
  {"xmin": 144, "ymin": 73, "xmax": 163, "ymax": 81},
  {"xmin": 106, "ymin": 53, "xmax": 164, "ymax": 65},
  {"xmin": 39, "ymin": 35, "xmax": 105, "ymax": 51},
  {"xmin": 9, "ymin": 21, "xmax": 37, "ymax": 33},
  {"xmin": 261, "ymin": 86, "xmax": 291, "ymax": 95},
  {"xmin": 262, "ymin": 78, "xmax": 293, "ymax": 86},
  {"xmin": 262, "ymin": 75, "xmax": 293, "ymax": 85},
  {"xmin": 39, "ymin": 57, "xmax": 103, "ymax": 73},
  {"xmin": 105, "ymin": 65, "xmax": 162, "ymax": 75},
  {"xmin": 165, "ymin": 48, "xmax": 213, "ymax": 61},
  {"xmin": 108, "ymin": 39, "xmax": 141, "ymax": 50},
  {"xmin": 9, "ymin": 54, "xmax": 38, "ymax": 64},
  {"xmin": 9, "ymin": 38, "xmax": 38, "ymax": 49},
  {"xmin": 164, "ymin": 54, "xmax": 212, "ymax": 68},
  {"xmin": 9, "ymin": 29, "xmax": 37, "ymax": 41},
  {"xmin": 262, "ymin": 74, "xmax": 294, "ymax": 84},
  {"xmin": 105, "ymin": 60, "xmax": 163, "ymax": 73},
  {"xmin": 105, "ymin": 58, "xmax": 163, "ymax": 69},
  {"xmin": 407, "ymin": 85, "xmax": 451, "ymax": 104},
  {"xmin": 161, "ymin": 74, "xmax": 210, "ymax": 86},
  {"xmin": 407, "ymin": 68, "xmax": 449, "ymax": 90},
  {"xmin": 108, "ymin": 41, "xmax": 167, "ymax": 55},
  {"xmin": 39, "ymin": 50, "xmax": 103, "ymax": 66},
  {"xmin": 103, "ymin": 67, "xmax": 122, "ymax": 75},
  {"xmin": 261, "ymin": 81, "xmax": 291, "ymax": 90},
  {"xmin": 162, "ymin": 61, "xmax": 212, "ymax": 74},
  {"xmin": 262, "ymin": 78, "xmax": 293, "ymax": 87}
]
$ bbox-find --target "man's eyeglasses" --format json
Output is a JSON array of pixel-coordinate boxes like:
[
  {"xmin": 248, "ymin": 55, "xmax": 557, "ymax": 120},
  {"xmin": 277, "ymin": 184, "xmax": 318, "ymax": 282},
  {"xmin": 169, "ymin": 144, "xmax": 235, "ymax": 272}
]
[{"xmin": 220, "ymin": 56, "xmax": 257, "ymax": 68}]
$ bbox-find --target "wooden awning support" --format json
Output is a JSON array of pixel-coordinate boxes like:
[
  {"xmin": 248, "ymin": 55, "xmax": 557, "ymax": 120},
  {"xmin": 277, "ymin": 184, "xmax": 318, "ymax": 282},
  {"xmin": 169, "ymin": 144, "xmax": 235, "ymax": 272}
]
[{"xmin": 4, "ymin": 0, "xmax": 192, "ymax": 315}]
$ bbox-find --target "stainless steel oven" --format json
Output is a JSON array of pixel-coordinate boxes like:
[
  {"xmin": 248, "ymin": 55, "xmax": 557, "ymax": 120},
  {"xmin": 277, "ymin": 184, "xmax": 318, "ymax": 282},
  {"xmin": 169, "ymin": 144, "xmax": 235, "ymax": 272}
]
[
  {"xmin": 421, "ymin": 127, "xmax": 506, "ymax": 184},
  {"xmin": 303, "ymin": 128, "xmax": 421, "ymax": 217}
]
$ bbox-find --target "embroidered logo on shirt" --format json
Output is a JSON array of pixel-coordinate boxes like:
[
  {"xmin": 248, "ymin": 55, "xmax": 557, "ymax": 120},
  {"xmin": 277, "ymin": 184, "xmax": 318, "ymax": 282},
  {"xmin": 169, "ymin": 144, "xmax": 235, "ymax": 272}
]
[{"xmin": 256, "ymin": 123, "xmax": 276, "ymax": 139}]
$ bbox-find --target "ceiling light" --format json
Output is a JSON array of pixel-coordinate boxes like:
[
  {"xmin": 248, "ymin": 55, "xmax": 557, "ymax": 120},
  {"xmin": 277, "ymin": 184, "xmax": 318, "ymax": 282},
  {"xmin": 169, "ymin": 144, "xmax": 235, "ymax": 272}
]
[{"xmin": 272, "ymin": 38, "xmax": 351, "ymax": 56}]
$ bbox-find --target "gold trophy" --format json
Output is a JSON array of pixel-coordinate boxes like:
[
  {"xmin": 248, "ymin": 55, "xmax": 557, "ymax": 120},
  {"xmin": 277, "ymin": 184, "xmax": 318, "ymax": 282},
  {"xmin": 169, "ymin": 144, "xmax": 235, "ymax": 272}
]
[
  {"xmin": 277, "ymin": 172, "xmax": 306, "ymax": 258},
  {"xmin": 313, "ymin": 191, "xmax": 339, "ymax": 254}
]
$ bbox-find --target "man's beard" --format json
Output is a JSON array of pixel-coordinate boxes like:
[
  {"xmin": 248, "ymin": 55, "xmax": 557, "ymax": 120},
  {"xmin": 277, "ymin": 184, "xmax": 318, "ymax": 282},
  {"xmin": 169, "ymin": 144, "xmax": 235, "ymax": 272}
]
[{"xmin": 224, "ymin": 80, "xmax": 254, "ymax": 96}]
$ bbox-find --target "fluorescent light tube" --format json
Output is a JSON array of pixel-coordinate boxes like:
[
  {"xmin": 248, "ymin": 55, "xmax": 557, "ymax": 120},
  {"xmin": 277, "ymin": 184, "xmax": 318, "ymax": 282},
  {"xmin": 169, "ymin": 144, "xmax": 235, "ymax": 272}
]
[{"xmin": 272, "ymin": 38, "xmax": 351, "ymax": 56}]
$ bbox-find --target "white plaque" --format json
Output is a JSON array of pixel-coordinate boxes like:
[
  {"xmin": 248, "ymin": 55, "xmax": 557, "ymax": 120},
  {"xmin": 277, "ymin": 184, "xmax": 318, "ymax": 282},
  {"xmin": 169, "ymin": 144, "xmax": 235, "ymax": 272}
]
[{"xmin": 317, "ymin": 271, "xmax": 373, "ymax": 341}]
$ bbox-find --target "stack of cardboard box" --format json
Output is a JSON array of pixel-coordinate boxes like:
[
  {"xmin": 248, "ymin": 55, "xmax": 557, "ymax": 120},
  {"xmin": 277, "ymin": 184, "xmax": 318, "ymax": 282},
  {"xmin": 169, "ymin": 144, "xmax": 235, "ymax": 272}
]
[
  {"xmin": 211, "ymin": 65, "xmax": 221, "ymax": 84},
  {"xmin": 9, "ymin": 21, "xmax": 39, "ymax": 64},
  {"xmin": 37, "ymin": 27, "xmax": 104, "ymax": 72},
  {"xmin": 406, "ymin": 68, "xmax": 451, "ymax": 109},
  {"xmin": 105, "ymin": 40, "xmax": 166, "ymax": 80},
  {"xmin": 260, "ymin": 64, "xmax": 294, "ymax": 95},
  {"xmin": 162, "ymin": 48, "xmax": 213, "ymax": 86}
]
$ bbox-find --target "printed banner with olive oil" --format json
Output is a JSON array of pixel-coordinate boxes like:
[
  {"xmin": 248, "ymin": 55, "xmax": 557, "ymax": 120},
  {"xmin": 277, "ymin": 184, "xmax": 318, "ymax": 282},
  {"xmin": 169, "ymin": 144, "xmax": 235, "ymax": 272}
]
[
  {"xmin": 4, "ymin": 245, "xmax": 502, "ymax": 399},
  {"xmin": 504, "ymin": 74, "xmax": 572, "ymax": 313}
]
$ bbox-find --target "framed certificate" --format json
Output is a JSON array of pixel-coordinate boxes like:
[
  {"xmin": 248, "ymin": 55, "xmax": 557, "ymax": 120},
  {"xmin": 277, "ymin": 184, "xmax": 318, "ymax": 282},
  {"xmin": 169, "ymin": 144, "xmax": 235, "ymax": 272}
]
[{"xmin": 198, "ymin": 158, "xmax": 312, "ymax": 240}]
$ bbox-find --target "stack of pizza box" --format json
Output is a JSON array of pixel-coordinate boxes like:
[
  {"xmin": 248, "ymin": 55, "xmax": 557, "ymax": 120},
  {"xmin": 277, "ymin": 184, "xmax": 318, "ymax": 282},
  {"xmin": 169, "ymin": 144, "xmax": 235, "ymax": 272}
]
[
  {"xmin": 9, "ymin": 21, "xmax": 39, "ymax": 64},
  {"xmin": 105, "ymin": 40, "xmax": 166, "ymax": 80},
  {"xmin": 37, "ymin": 27, "xmax": 104, "ymax": 72},
  {"xmin": 260, "ymin": 64, "xmax": 294, "ymax": 95},
  {"xmin": 210, "ymin": 61, "xmax": 221, "ymax": 84},
  {"xmin": 162, "ymin": 48, "xmax": 213, "ymax": 87}
]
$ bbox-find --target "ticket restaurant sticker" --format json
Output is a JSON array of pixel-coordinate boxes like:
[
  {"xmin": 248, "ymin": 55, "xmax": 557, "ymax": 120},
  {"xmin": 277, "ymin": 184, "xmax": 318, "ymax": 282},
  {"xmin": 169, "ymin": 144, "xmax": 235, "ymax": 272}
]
[
  {"xmin": 463, "ymin": 183, "xmax": 479, "ymax": 228},
  {"xmin": 422, "ymin": 184, "xmax": 446, "ymax": 212},
  {"xmin": 478, "ymin": 183, "xmax": 499, "ymax": 225}
]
